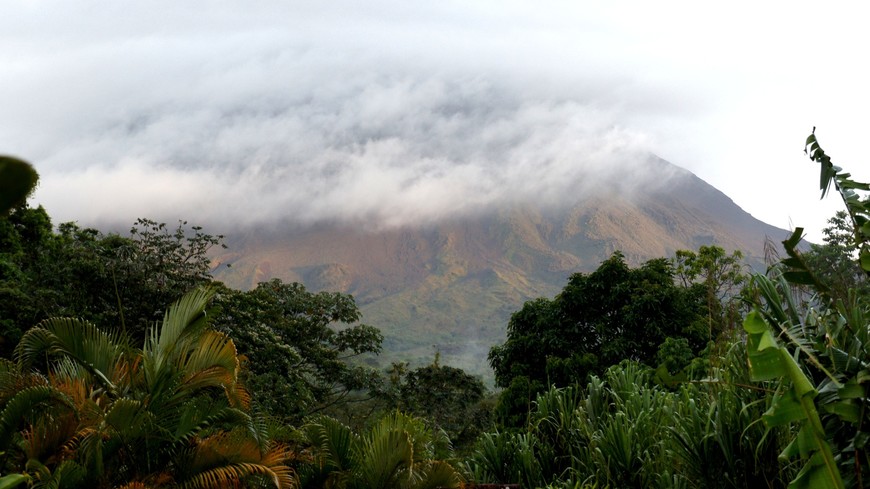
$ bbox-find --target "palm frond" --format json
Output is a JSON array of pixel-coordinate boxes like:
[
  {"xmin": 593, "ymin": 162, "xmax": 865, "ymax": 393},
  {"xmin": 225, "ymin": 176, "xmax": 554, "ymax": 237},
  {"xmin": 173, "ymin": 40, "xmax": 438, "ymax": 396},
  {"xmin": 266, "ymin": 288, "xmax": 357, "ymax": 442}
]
[
  {"xmin": 0, "ymin": 367, "xmax": 49, "ymax": 407},
  {"xmin": 146, "ymin": 287, "xmax": 215, "ymax": 362},
  {"xmin": 103, "ymin": 398, "xmax": 156, "ymax": 442},
  {"xmin": 177, "ymin": 433, "xmax": 296, "ymax": 489},
  {"xmin": 142, "ymin": 287, "xmax": 216, "ymax": 402},
  {"xmin": 0, "ymin": 386, "xmax": 74, "ymax": 449},
  {"xmin": 171, "ymin": 402, "xmax": 250, "ymax": 444},
  {"xmin": 22, "ymin": 411, "xmax": 79, "ymax": 462},
  {"xmin": 356, "ymin": 428, "xmax": 413, "ymax": 489},
  {"xmin": 369, "ymin": 412, "xmax": 435, "ymax": 462},
  {"xmin": 30, "ymin": 459, "xmax": 85, "ymax": 489},
  {"xmin": 303, "ymin": 415, "xmax": 357, "ymax": 473},
  {"xmin": 15, "ymin": 317, "xmax": 127, "ymax": 395},
  {"xmin": 177, "ymin": 461, "xmax": 296, "ymax": 489},
  {"xmin": 180, "ymin": 331, "xmax": 239, "ymax": 377},
  {"xmin": 410, "ymin": 460, "xmax": 461, "ymax": 489}
]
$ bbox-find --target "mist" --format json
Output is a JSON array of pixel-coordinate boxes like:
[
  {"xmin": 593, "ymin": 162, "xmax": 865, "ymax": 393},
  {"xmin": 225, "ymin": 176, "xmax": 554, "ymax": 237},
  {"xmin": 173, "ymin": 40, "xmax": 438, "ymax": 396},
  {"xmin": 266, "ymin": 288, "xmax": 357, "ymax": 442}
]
[
  {"xmin": 4, "ymin": 1, "xmax": 869, "ymax": 240},
  {"xmin": 2, "ymin": 1, "xmax": 707, "ymax": 232}
]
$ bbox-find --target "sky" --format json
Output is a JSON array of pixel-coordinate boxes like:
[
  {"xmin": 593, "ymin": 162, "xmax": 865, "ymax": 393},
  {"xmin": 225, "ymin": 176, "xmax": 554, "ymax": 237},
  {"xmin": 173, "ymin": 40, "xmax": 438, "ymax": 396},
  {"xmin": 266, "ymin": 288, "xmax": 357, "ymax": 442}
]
[{"xmin": 2, "ymin": 1, "xmax": 869, "ymax": 243}]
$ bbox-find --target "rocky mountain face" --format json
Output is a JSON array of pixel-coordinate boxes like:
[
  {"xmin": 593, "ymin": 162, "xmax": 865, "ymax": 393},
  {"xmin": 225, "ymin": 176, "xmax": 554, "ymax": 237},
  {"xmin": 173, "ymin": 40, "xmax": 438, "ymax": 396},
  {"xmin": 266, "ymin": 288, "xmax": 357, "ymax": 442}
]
[{"xmin": 212, "ymin": 157, "xmax": 790, "ymax": 380}]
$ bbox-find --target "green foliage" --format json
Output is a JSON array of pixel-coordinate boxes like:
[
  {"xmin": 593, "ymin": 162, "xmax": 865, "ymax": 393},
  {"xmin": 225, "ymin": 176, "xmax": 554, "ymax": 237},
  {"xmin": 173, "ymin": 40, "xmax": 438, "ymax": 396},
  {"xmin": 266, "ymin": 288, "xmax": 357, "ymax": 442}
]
[
  {"xmin": 655, "ymin": 336, "xmax": 694, "ymax": 375},
  {"xmin": 674, "ymin": 245, "xmax": 748, "ymax": 338},
  {"xmin": 0, "ymin": 288, "xmax": 295, "ymax": 488},
  {"xmin": 465, "ymin": 354, "xmax": 785, "ymax": 488},
  {"xmin": 737, "ymin": 130, "xmax": 870, "ymax": 488},
  {"xmin": 804, "ymin": 211, "xmax": 870, "ymax": 305},
  {"xmin": 0, "ymin": 212, "xmax": 223, "ymax": 355},
  {"xmin": 0, "ymin": 474, "xmax": 27, "ymax": 489},
  {"xmin": 0, "ymin": 156, "xmax": 38, "ymax": 217},
  {"xmin": 0, "ymin": 205, "xmax": 55, "ymax": 355},
  {"xmin": 212, "ymin": 279, "xmax": 383, "ymax": 424},
  {"xmin": 0, "ymin": 204, "xmax": 392, "ymax": 427},
  {"xmin": 491, "ymin": 375, "xmax": 546, "ymax": 429},
  {"xmin": 300, "ymin": 411, "xmax": 460, "ymax": 489},
  {"xmin": 379, "ymin": 357, "xmax": 491, "ymax": 451},
  {"xmin": 488, "ymin": 252, "xmax": 707, "ymax": 426},
  {"xmin": 743, "ymin": 254, "xmax": 865, "ymax": 488},
  {"xmin": 805, "ymin": 129, "xmax": 870, "ymax": 274}
]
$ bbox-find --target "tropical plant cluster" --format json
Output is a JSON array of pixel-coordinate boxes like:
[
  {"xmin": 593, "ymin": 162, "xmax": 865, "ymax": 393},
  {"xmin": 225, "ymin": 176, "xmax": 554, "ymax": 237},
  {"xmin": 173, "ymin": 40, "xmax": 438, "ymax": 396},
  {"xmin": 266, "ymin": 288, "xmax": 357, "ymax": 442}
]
[
  {"xmin": 465, "ymin": 356, "xmax": 784, "ymax": 488},
  {"xmin": 1, "ymin": 129, "xmax": 869, "ymax": 488}
]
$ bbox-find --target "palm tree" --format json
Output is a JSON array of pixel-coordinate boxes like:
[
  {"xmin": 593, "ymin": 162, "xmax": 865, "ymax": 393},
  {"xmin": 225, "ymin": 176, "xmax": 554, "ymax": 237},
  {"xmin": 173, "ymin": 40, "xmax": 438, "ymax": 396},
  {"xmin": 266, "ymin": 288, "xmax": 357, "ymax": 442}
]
[
  {"xmin": 0, "ymin": 287, "xmax": 295, "ymax": 488},
  {"xmin": 300, "ymin": 411, "xmax": 460, "ymax": 489}
]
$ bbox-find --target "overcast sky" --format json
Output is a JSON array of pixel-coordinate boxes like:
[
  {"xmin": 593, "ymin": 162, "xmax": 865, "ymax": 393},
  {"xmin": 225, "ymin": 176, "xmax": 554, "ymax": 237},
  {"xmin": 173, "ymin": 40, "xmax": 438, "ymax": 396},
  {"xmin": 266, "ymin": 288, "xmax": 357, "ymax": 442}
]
[{"xmin": 3, "ymin": 1, "xmax": 868, "ymax": 242}]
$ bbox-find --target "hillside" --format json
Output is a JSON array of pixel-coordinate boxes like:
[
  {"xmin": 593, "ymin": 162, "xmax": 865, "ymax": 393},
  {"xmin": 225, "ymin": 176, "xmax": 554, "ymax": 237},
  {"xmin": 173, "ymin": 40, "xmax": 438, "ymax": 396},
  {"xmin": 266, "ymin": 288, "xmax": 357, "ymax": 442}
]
[{"xmin": 212, "ymin": 157, "xmax": 791, "ymax": 380}]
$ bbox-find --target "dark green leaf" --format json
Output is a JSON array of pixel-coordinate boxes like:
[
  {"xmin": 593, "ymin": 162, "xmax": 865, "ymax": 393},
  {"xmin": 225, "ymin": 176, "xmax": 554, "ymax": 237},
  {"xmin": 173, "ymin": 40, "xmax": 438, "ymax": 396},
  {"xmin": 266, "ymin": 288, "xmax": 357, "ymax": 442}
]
[
  {"xmin": 838, "ymin": 382, "xmax": 864, "ymax": 399},
  {"xmin": 824, "ymin": 401, "xmax": 860, "ymax": 424},
  {"xmin": 0, "ymin": 156, "xmax": 39, "ymax": 216},
  {"xmin": 764, "ymin": 389, "xmax": 806, "ymax": 427}
]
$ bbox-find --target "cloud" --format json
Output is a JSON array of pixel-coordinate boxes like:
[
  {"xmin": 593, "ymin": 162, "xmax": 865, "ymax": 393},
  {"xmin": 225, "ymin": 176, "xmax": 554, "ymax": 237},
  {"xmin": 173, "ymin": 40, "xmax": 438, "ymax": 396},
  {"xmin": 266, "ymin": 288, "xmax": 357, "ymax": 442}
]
[
  {"xmin": 34, "ymin": 72, "xmax": 658, "ymax": 230},
  {"xmin": 4, "ymin": 3, "xmax": 691, "ymax": 231},
  {"xmin": 16, "ymin": 0, "xmax": 842, "ymax": 236}
]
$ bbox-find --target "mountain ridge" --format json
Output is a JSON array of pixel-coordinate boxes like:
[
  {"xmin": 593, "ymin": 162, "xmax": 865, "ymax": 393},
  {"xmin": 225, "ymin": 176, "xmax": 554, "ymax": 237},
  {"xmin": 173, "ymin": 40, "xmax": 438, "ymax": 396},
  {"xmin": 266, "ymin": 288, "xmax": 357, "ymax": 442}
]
[{"xmin": 212, "ymin": 157, "xmax": 790, "ymax": 379}]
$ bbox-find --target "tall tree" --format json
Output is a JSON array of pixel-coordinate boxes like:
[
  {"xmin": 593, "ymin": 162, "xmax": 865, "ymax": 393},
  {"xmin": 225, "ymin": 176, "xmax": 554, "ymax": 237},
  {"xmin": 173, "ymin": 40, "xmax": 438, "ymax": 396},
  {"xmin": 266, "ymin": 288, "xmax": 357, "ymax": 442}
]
[
  {"xmin": 381, "ymin": 356, "xmax": 490, "ymax": 451},
  {"xmin": 673, "ymin": 245, "xmax": 747, "ymax": 339},
  {"xmin": 212, "ymin": 279, "xmax": 383, "ymax": 424},
  {"xmin": 0, "ymin": 211, "xmax": 224, "ymax": 355},
  {"xmin": 488, "ymin": 252, "xmax": 706, "ymax": 426}
]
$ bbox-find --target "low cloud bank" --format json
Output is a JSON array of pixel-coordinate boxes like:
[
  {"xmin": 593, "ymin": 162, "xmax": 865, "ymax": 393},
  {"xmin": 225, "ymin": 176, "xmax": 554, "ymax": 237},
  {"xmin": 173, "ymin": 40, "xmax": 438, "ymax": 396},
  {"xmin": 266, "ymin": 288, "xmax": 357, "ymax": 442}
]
[{"xmin": 5, "ymin": 2, "xmax": 697, "ymax": 231}]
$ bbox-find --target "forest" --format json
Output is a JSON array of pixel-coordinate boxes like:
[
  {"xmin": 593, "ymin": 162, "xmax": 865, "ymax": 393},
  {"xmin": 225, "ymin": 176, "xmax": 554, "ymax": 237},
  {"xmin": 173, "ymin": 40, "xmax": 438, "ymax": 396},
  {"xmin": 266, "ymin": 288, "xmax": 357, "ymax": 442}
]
[{"xmin": 0, "ymin": 130, "xmax": 869, "ymax": 488}]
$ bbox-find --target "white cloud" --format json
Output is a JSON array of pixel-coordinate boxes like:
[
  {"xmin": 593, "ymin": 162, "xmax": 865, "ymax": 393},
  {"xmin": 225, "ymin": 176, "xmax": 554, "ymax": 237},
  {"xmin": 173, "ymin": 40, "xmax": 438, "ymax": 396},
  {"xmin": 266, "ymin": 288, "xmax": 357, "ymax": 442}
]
[{"xmin": 2, "ymin": 1, "xmax": 869, "ymax": 241}]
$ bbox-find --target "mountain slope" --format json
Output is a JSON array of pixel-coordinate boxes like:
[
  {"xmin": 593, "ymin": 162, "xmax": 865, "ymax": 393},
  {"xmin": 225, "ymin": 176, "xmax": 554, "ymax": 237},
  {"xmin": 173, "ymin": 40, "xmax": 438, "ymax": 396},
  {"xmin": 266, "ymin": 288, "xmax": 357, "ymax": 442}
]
[{"xmin": 212, "ymin": 157, "xmax": 790, "ymax": 379}]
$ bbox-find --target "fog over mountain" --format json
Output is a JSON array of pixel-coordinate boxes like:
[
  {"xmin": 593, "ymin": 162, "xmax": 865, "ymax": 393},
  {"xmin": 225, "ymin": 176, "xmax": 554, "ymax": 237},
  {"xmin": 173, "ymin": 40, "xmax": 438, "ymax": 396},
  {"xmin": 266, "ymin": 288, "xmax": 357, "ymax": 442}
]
[
  {"xmin": 4, "ymin": 2, "xmax": 870, "ymax": 241},
  {"xmin": 25, "ymin": 49, "xmax": 671, "ymax": 230},
  {"xmin": 212, "ymin": 155, "xmax": 791, "ymax": 379}
]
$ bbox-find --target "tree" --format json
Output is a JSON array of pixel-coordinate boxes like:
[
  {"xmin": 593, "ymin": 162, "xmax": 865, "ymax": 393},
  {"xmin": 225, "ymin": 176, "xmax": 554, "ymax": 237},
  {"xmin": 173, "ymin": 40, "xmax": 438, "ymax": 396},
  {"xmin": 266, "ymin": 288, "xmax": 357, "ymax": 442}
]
[
  {"xmin": 803, "ymin": 210, "xmax": 870, "ymax": 306},
  {"xmin": 211, "ymin": 279, "xmax": 383, "ymax": 423},
  {"xmin": 84, "ymin": 217, "xmax": 225, "ymax": 339},
  {"xmin": 381, "ymin": 355, "xmax": 490, "ymax": 451},
  {"xmin": 0, "ymin": 205, "xmax": 55, "ymax": 355},
  {"xmin": 674, "ymin": 245, "xmax": 747, "ymax": 339},
  {"xmin": 0, "ymin": 212, "xmax": 224, "ymax": 355},
  {"xmin": 0, "ymin": 287, "xmax": 295, "ymax": 488},
  {"xmin": 488, "ymin": 252, "xmax": 706, "ymax": 426},
  {"xmin": 0, "ymin": 156, "xmax": 38, "ymax": 216}
]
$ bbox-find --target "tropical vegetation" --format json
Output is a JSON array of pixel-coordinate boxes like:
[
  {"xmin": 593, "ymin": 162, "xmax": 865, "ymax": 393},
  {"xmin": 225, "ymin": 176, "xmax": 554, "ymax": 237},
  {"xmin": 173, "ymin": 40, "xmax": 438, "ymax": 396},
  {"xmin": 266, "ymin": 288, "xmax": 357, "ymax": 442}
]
[
  {"xmin": 1, "ymin": 128, "xmax": 868, "ymax": 488},
  {"xmin": 0, "ymin": 287, "xmax": 295, "ymax": 488}
]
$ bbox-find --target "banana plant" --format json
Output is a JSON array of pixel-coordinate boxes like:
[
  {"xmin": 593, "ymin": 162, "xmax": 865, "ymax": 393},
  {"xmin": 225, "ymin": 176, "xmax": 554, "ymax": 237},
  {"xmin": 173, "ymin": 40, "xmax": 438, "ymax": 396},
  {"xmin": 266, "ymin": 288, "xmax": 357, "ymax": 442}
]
[
  {"xmin": 805, "ymin": 129, "xmax": 870, "ymax": 275},
  {"xmin": 740, "ymin": 130, "xmax": 870, "ymax": 488}
]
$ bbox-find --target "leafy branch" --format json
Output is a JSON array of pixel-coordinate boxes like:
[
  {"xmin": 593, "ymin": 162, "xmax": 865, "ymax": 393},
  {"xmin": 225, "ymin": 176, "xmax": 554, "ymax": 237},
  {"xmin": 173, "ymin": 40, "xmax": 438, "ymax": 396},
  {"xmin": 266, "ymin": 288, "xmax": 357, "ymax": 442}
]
[{"xmin": 805, "ymin": 129, "xmax": 870, "ymax": 275}]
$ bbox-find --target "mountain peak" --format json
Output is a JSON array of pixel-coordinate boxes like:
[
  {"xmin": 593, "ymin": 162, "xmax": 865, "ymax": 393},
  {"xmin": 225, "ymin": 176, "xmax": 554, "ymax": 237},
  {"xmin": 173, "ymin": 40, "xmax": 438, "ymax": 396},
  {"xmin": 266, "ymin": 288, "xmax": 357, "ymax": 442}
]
[{"xmin": 213, "ymin": 157, "xmax": 789, "ymax": 380}]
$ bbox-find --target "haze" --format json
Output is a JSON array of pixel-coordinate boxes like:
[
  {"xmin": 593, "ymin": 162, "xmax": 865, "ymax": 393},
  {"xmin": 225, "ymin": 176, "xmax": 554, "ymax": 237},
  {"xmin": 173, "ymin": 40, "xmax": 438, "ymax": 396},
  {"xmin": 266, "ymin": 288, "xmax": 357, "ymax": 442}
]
[{"xmin": 3, "ymin": 1, "xmax": 869, "ymax": 241}]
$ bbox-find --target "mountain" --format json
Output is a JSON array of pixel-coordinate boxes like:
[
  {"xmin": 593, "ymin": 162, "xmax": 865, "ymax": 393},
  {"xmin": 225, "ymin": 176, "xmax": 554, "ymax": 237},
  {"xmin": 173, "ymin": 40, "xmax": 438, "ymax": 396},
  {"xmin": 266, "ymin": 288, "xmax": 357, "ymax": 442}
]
[{"xmin": 211, "ymin": 157, "xmax": 790, "ymax": 380}]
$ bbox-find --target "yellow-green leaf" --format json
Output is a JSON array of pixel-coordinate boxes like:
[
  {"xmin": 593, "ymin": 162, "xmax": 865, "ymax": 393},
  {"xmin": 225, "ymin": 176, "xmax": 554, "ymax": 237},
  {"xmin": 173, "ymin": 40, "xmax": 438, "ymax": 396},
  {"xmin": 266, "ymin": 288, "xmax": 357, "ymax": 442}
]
[{"xmin": 744, "ymin": 311, "xmax": 768, "ymax": 334}]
